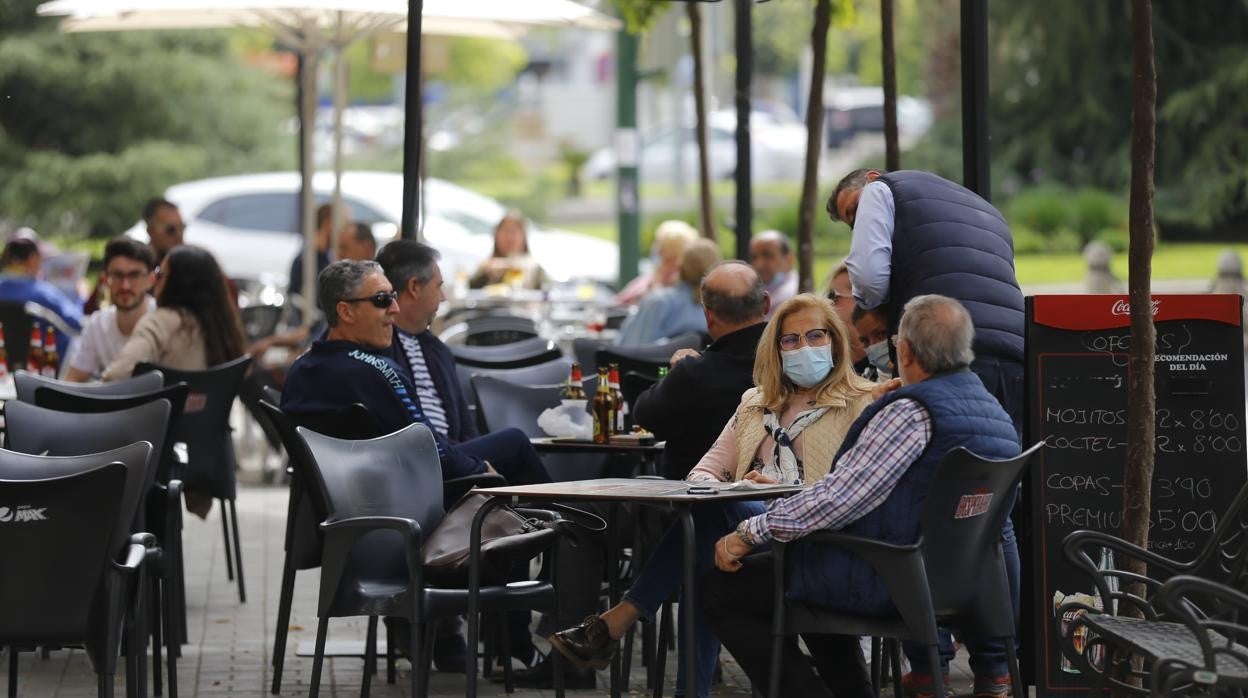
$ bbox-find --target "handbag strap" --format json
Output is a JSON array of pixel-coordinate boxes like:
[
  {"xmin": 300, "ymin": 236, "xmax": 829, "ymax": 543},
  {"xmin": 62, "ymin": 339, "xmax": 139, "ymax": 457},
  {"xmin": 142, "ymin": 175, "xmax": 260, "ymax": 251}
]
[{"xmin": 518, "ymin": 503, "xmax": 607, "ymax": 547}]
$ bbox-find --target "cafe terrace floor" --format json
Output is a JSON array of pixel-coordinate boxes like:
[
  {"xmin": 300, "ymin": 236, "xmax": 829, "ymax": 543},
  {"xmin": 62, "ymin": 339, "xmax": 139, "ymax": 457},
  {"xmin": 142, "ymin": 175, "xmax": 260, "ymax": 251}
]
[{"xmin": 8, "ymin": 471, "xmax": 977, "ymax": 697}]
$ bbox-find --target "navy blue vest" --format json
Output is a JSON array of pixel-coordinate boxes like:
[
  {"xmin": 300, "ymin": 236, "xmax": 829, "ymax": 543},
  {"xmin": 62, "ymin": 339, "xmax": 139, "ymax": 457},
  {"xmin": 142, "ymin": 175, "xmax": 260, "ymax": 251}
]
[
  {"xmin": 879, "ymin": 171, "xmax": 1024, "ymax": 364},
  {"xmin": 786, "ymin": 370, "xmax": 1020, "ymax": 612}
]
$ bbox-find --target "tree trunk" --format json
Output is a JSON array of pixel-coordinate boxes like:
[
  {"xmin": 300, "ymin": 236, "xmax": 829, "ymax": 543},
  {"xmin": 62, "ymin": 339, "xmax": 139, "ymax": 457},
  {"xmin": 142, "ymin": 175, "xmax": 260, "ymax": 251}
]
[
  {"xmin": 797, "ymin": 0, "xmax": 832, "ymax": 293},
  {"xmin": 688, "ymin": 2, "xmax": 716, "ymax": 241},
  {"xmin": 1121, "ymin": 0, "xmax": 1157, "ymax": 616},
  {"xmin": 881, "ymin": 0, "xmax": 900, "ymax": 171}
]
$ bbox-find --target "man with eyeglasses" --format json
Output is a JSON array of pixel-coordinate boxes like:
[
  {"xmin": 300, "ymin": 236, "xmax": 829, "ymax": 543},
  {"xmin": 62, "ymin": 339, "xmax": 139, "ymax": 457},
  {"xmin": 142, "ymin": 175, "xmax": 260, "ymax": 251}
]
[{"xmin": 64, "ymin": 237, "xmax": 157, "ymax": 382}]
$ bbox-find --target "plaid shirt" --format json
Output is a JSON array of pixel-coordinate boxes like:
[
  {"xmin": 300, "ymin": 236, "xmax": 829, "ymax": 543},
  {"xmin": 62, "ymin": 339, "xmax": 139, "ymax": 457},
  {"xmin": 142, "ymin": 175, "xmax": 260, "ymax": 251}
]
[{"xmin": 743, "ymin": 398, "xmax": 931, "ymax": 543}]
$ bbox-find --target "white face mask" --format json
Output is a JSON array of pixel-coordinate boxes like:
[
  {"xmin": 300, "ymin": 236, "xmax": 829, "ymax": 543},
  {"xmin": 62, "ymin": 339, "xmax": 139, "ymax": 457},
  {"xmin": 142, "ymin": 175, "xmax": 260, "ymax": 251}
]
[
  {"xmin": 781, "ymin": 345, "xmax": 835, "ymax": 388},
  {"xmin": 865, "ymin": 340, "xmax": 891, "ymax": 373}
]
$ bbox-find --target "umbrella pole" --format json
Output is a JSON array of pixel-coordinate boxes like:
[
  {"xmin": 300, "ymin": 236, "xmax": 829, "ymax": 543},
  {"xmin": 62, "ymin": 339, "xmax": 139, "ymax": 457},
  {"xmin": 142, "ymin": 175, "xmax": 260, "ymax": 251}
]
[
  {"xmin": 300, "ymin": 40, "xmax": 320, "ymax": 326},
  {"xmin": 332, "ymin": 11, "xmax": 347, "ymax": 258},
  {"xmin": 400, "ymin": 0, "xmax": 424, "ymax": 240}
]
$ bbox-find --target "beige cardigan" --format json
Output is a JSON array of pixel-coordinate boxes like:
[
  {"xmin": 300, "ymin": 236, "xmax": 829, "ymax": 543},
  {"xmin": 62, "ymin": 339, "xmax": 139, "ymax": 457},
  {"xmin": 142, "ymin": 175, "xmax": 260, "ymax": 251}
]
[
  {"xmin": 687, "ymin": 379, "xmax": 876, "ymax": 486},
  {"xmin": 102, "ymin": 307, "xmax": 207, "ymax": 381}
]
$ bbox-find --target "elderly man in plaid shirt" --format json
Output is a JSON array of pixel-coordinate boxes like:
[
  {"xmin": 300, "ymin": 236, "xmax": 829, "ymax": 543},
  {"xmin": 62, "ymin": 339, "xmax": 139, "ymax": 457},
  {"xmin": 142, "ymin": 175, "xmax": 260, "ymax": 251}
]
[{"xmin": 701, "ymin": 295, "xmax": 1022, "ymax": 698}]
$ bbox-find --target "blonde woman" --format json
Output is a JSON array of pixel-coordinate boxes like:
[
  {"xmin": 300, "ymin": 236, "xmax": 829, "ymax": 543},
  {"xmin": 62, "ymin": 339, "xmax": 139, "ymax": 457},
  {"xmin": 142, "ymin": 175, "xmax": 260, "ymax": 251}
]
[
  {"xmin": 614, "ymin": 219, "xmax": 698, "ymax": 305},
  {"xmin": 552, "ymin": 294, "xmax": 877, "ymax": 697}
]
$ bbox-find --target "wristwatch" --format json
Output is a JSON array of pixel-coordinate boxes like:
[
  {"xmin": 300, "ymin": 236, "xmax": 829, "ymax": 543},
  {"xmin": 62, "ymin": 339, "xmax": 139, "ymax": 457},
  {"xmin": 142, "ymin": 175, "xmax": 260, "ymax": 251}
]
[{"xmin": 734, "ymin": 520, "xmax": 756, "ymax": 547}]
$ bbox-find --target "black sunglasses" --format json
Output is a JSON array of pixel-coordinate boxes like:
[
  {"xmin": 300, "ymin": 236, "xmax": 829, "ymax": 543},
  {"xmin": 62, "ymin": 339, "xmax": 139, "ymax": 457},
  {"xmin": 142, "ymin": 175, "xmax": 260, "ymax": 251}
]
[{"xmin": 342, "ymin": 291, "xmax": 398, "ymax": 309}]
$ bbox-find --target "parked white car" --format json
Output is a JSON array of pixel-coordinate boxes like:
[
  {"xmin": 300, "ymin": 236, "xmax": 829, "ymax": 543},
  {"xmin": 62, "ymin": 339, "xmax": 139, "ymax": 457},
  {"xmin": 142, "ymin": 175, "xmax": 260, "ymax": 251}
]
[{"xmin": 124, "ymin": 172, "xmax": 619, "ymax": 289}]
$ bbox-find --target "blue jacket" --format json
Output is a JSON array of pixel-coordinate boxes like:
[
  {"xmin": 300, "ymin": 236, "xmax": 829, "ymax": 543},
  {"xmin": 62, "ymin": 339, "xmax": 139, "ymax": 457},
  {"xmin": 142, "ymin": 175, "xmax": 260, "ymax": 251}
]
[
  {"xmin": 878, "ymin": 171, "xmax": 1024, "ymax": 365},
  {"xmin": 615, "ymin": 282, "xmax": 707, "ymax": 347},
  {"xmin": 281, "ymin": 338, "xmax": 487, "ymax": 479},
  {"xmin": 787, "ymin": 370, "xmax": 1020, "ymax": 612},
  {"xmin": 387, "ymin": 329, "xmax": 479, "ymax": 443}
]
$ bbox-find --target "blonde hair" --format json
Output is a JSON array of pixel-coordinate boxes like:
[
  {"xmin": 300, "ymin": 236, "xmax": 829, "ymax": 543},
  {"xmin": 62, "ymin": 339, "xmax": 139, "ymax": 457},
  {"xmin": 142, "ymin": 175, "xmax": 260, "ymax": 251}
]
[
  {"xmin": 753, "ymin": 293, "xmax": 872, "ymax": 412},
  {"xmin": 823, "ymin": 260, "xmax": 849, "ymax": 297},
  {"xmin": 679, "ymin": 238, "xmax": 722, "ymax": 305},
  {"xmin": 653, "ymin": 220, "xmax": 698, "ymax": 263}
]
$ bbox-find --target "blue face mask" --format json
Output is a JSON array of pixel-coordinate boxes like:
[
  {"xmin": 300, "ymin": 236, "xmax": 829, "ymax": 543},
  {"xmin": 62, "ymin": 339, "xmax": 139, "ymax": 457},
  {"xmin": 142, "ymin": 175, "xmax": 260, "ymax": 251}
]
[
  {"xmin": 781, "ymin": 345, "xmax": 835, "ymax": 388},
  {"xmin": 865, "ymin": 340, "xmax": 891, "ymax": 373}
]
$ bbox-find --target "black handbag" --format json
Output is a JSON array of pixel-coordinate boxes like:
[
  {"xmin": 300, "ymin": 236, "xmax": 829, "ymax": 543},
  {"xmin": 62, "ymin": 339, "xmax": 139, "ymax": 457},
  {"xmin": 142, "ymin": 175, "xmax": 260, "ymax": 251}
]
[{"xmin": 421, "ymin": 492, "xmax": 605, "ymax": 586}]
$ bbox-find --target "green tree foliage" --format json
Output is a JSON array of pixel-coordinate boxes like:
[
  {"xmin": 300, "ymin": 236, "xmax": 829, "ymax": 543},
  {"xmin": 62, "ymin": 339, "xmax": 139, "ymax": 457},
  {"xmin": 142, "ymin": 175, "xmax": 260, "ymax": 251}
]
[
  {"xmin": 0, "ymin": 6, "xmax": 292, "ymax": 237},
  {"xmin": 753, "ymin": 0, "xmax": 935, "ymax": 92},
  {"xmin": 907, "ymin": 0, "xmax": 1248, "ymax": 233}
]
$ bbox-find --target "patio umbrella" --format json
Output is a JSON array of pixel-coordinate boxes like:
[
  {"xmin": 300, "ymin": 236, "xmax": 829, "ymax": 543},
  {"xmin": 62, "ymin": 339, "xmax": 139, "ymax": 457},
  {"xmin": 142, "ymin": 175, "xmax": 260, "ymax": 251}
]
[{"xmin": 36, "ymin": 0, "xmax": 619, "ymax": 321}]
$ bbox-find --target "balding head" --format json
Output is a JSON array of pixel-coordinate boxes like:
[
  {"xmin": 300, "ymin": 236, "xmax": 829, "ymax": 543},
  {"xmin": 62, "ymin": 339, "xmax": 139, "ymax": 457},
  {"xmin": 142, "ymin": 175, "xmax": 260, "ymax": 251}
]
[{"xmin": 700, "ymin": 261, "xmax": 768, "ymax": 340}]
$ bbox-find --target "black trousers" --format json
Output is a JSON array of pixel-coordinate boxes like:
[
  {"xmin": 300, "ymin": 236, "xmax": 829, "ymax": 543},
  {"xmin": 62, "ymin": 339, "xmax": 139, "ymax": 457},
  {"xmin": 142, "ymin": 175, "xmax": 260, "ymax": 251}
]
[{"xmin": 700, "ymin": 553, "xmax": 873, "ymax": 698}]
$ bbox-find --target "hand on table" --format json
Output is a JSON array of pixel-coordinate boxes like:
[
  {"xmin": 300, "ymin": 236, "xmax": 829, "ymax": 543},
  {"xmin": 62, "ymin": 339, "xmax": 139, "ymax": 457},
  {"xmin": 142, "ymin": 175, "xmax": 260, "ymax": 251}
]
[
  {"xmin": 743, "ymin": 470, "xmax": 777, "ymax": 484},
  {"xmin": 714, "ymin": 532, "xmax": 753, "ymax": 573}
]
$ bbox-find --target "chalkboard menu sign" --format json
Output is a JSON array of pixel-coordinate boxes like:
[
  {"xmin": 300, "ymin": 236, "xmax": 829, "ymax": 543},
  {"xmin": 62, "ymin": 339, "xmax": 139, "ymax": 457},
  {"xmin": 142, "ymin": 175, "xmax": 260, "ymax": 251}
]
[{"xmin": 1027, "ymin": 294, "xmax": 1246, "ymax": 695}]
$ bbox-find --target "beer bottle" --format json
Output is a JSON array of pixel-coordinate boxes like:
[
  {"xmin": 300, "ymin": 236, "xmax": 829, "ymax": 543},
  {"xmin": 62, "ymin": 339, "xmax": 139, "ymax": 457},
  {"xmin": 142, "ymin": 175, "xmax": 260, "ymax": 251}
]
[
  {"xmin": 42, "ymin": 327, "xmax": 59, "ymax": 378},
  {"xmin": 592, "ymin": 367, "xmax": 612, "ymax": 443},
  {"xmin": 26, "ymin": 325, "xmax": 43, "ymax": 375},
  {"xmin": 0, "ymin": 322, "xmax": 9, "ymax": 379},
  {"xmin": 608, "ymin": 363, "xmax": 627, "ymax": 433},
  {"xmin": 657, "ymin": 365, "xmax": 669, "ymax": 381},
  {"xmin": 564, "ymin": 362, "xmax": 587, "ymax": 400}
]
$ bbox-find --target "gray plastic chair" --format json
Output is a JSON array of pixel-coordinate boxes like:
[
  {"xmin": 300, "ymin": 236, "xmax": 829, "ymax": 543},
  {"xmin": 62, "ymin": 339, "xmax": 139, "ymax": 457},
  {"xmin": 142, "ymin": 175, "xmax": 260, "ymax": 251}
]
[{"xmin": 12, "ymin": 369, "xmax": 164, "ymax": 404}]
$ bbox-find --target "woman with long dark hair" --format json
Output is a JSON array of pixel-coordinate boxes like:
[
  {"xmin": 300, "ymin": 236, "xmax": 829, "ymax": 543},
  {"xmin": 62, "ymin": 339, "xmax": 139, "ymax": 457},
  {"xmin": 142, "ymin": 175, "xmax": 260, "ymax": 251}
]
[{"xmin": 103, "ymin": 245, "xmax": 246, "ymax": 380}]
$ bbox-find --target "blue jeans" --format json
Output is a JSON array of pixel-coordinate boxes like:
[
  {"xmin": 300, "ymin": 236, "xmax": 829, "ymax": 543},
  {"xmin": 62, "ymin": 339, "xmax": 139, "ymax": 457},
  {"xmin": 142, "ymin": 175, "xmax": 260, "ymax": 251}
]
[
  {"xmin": 457, "ymin": 427, "xmax": 551, "ymax": 485},
  {"xmin": 624, "ymin": 500, "xmax": 767, "ymax": 698},
  {"xmin": 904, "ymin": 518, "xmax": 1021, "ymax": 678}
]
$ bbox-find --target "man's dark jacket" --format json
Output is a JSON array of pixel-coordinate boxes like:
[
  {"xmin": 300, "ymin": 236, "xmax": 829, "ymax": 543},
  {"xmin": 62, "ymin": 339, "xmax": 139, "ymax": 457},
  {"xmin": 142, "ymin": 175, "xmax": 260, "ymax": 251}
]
[
  {"xmin": 632, "ymin": 322, "xmax": 765, "ymax": 480},
  {"xmin": 281, "ymin": 338, "xmax": 486, "ymax": 479},
  {"xmin": 387, "ymin": 328, "xmax": 480, "ymax": 443}
]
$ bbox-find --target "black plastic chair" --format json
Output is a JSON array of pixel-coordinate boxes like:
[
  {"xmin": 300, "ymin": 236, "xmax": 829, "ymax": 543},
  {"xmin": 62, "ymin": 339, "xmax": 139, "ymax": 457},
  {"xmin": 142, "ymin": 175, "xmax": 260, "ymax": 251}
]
[
  {"xmin": 767, "ymin": 443, "xmax": 1043, "ymax": 698},
  {"xmin": 1147, "ymin": 575, "xmax": 1248, "ymax": 696},
  {"xmin": 595, "ymin": 347, "xmax": 677, "ymax": 387},
  {"xmin": 30, "ymin": 383, "xmax": 192, "ymax": 649},
  {"xmin": 297, "ymin": 423, "xmax": 567, "ymax": 698},
  {"xmin": 0, "ymin": 443, "xmax": 153, "ymax": 698},
  {"xmin": 1057, "ymin": 478, "xmax": 1248, "ymax": 694},
  {"xmin": 471, "ymin": 375, "xmax": 611, "ymax": 482},
  {"xmin": 449, "ymin": 336, "xmax": 562, "ymax": 370},
  {"xmin": 258, "ymin": 400, "xmax": 379, "ymax": 696},
  {"xmin": 240, "ymin": 304, "xmax": 283, "ymax": 343},
  {"xmin": 5, "ymin": 400, "xmax": 179, "ymax": 697},
  {"xmin": 12, "ymin": 369, "xmax": 165, "ymax": 403},
  {"xmin": 441, "ymin": 315, "xmax": 539, "ymax": 347},
  {"xmin": 135, "ymin": 356, "xmax": 253, "ymax": 603},
  {"xmin": 0, "ymin": 301, "xmax": 80, "ymax": 372}
]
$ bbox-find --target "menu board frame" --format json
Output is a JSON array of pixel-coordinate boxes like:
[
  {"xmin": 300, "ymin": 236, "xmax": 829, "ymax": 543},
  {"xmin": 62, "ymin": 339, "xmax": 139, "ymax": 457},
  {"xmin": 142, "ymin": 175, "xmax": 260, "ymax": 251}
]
[{"xmin": 1025, "ymin": 294, "xmax": 1246, "ymax": 695}]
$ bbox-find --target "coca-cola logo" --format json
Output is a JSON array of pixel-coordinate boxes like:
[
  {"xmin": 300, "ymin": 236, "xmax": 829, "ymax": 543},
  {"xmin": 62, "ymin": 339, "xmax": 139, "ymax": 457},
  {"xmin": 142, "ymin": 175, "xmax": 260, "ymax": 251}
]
[{"xmin": 1110, "ymin": 299, "xmax": 1160, "ymax": 316}]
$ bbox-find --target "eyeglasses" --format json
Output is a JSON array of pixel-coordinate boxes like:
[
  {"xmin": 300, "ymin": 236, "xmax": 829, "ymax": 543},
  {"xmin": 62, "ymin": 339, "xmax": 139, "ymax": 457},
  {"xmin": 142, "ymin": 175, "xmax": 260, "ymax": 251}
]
[
  {"xmin": 342, "ymin": 291, "xmax": 398, "ymax": 309},
  {"xmin": 164, "ymin": 223, "xmax": 184, "ymax": 237},
  {"xmin": 778, "ymin": 328, "xmax": 832, "ymax": 351},
  {"xmin": 106, "ymin": 270, "xmax": 150, "ymax": 284}
]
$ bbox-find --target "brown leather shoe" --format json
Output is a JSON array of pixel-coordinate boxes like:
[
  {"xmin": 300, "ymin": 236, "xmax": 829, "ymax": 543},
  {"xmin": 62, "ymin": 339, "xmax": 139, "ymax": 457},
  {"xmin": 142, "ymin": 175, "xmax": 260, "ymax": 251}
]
[{"xmin": 548, "ymin": 616, "xmax": 617, "ymax": 671}]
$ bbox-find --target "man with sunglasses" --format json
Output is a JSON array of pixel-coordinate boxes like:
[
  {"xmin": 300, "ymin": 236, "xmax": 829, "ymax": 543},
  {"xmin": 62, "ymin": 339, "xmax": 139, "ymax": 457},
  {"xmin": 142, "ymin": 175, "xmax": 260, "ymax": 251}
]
[
  {"xmin": 143, "ymin": 197, "xmax": 184, "ymax": 266},
  {"xmin": 64, "ymin": 237, "xmax": 156, "ymax": 382},
  {"xmin": 283, "ymin": 259, "xmax": 550, "ymax": 485}
]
